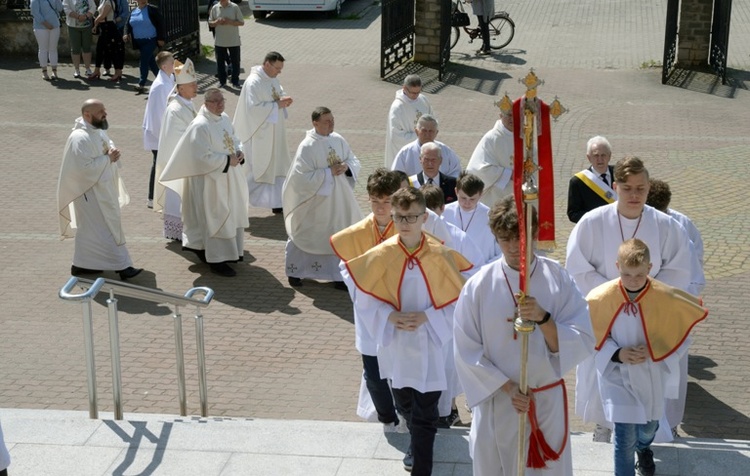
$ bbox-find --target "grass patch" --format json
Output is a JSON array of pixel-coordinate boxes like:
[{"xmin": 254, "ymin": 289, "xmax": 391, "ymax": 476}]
[{"xmin": 640, "ymin": 59, "xmax": 662, "ymax": 69}]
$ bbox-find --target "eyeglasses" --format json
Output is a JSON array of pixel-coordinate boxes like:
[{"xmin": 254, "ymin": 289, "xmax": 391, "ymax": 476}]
[
  {"xmin": 207, "ymin": 97, "xmax": 226, "ymax": 104},
  {"xmin": 392, "ymin": 213, "xmax": 424, "ymax": 224}
]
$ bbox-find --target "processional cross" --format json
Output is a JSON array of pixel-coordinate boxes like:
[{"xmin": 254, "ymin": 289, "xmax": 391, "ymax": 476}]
[{"xmin": 497, "ymin": 70, "xmax": 567, "ymax": 476}]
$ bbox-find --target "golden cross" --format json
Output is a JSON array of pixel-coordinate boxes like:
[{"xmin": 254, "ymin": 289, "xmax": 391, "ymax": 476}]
[
  {"xmin": 271, "ymin": 86, "xmax": 280, "ymax": 101},
  {"xmin": 327, "ymin": 147, "xmax": 342, "ymax": 166},
  {"xmin": 223, "ymin": 130, "xmax": 235, "ymax": 154}
]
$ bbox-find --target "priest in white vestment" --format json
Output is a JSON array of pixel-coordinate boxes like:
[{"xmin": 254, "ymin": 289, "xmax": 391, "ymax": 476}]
[
  {"xmin": 161, "ymin": 88, "xmax": 249, "ymax": 278},
  {"xmin": 233, "ymin": 51, "xmax": 293, "ymax": 213},
  {"xmin": 154, "ymin": 58, "xmax": 198, "ymax": 241},
  {"xmin": 390, "ymin": 114, "xmax": 461, "ymax": 178},
  {"xmin": 466, "ymin": 112, "xmax": 514, "ymax": 208},
  {"xmin": 565, "ymin": 157, "xmax": 700, "ymax": 440},
  {"xmin": 58, "ymin": 99, "xmax": 142, "ymax": 280},
  {"xmin": 283, "ymin": 107, "xmax": 363, "ymax": 286},
  {"xmin": 385, "ymin": 74, "xmax": 433, "ymax": 166},
  {"xmin": 454, "ymin": 196, "xmax": 594, "ymax": 476},
  {"xmin": 142, "ymin": 51, "xmax": 175, "ymax": 208}
]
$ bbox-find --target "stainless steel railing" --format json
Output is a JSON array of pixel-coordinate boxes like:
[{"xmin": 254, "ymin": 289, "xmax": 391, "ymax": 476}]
[{"xmin": 59, "ymin": 276, "xmax": 214, "ymax": 420}]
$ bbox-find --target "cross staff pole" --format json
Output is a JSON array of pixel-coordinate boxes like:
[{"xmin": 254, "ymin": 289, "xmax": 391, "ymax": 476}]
[{"xmin": 498, "ymin": 70, "xmax": 566, "ymax": 476}]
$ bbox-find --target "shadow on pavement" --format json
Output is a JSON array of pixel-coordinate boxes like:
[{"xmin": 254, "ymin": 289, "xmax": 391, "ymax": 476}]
[
  {"xmin": 663, "ymin": 66, "xmax": 748, "ymax": 98},
  {"xmin": 682, "ymin": 382, "xmax": 750, "ymax": 440},
  {"xmin": 247, "ymin": 214, "xmax": 288, "ymax": 241},
  {"xmin": 292, "ymin": 280, "xmax": 353, "ymax": 322},
  {"xmin": 191, "ymin": 259, "xmax": 301, "ymax": 315},
  {"xmin": 383, "ymin": 61, "xmax": 515, "ymax": 97}
]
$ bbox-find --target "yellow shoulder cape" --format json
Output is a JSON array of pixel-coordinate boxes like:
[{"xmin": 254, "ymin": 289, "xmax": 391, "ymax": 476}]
[
  {"xmin": 587, "ymin": 278, "xmax": 707, "ymax": 361},
  {"xmin": 345, "ymin": 234, "xmax": 472, "ymax": 311},
  {"xmin": 330, "ymin": 215, "xmax": 396, "ymax": 262}
]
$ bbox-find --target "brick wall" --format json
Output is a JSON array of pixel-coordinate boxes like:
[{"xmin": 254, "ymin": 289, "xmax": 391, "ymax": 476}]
[
  {"xmin": 414, "ymin": 0, "xmax": 441, "ymax": 64},
  {"xmin": 677, "ymin": 0, "xmax": 713, "ymax": 67}
]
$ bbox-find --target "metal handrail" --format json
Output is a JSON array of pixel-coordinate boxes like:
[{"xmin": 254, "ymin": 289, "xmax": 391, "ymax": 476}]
[{"xmin": 59, "ymin": 276, "xmax": 214, "ymax": 420}]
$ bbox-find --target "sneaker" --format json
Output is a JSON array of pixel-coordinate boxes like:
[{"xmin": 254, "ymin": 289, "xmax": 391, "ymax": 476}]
[
  {"xmin": 51, "ymin": 70, "xmax": 58, "ymax": 80},
  {"xmin": 232, "ymin": 82, "xmax": 240, "ymax": 88},
  {"xmin": 592, "ymin": 424, "xmax": 612, "ymax": 443},
  {"xmin": 103, "ymin": 69, "xmax": 112, "ymax": 76},
  {"xmin": 402, "ymin": 450, "xmax": 413, "ymax": 472},
  {"xmin": 288, "ymin": 276, "xmax": 303, "ymax": 287},
  {"xmin": 436, "ymin": 407, "xmax": 460, "ymax": 428},
  {"xmin": 42, "ymin": 71, "xmax": 50, "ymax": 81},
  {"xmin": 147, "ymin": 199, "xmax": 153, "ymax": 209},
  {"xmin": 671, "ymin": 426, "xmax": 680, "ymax": 439},
  {"xmin": 84, "ymin": 68, "xmax": 93, "ymax": 77},
  {"xmin": 635, "ymin": 448, "xmax": 655, "ymax": 476},
  {"xmin": 73, "ymin": 69, "xmax": 81, "ymax": 78}
]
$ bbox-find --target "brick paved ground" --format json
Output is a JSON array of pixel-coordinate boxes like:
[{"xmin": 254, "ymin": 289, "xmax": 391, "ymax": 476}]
[{"xmin": 0, "ymin": 0, "xmax": 749, "ymax": 439}]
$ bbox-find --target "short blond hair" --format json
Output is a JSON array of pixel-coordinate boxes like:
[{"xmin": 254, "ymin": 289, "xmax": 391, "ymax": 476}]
[{"xmin": 617, "ymin": 238, "xmax": 651, "ymax": 268}]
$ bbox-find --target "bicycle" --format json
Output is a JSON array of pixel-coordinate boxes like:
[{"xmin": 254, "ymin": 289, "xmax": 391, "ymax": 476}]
[{"xmin": 450, "ymin": 0, "xmax": 515, "ymax": 51}]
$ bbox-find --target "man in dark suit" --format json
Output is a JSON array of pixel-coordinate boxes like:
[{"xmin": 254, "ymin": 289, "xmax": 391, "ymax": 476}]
[
  {"xmin": 567, "ymin": 136, "xmax": 617, "ymax": 223},
  {"xmin": 408, "ymin": 142, "xmax": 458, "ymax": 204}
]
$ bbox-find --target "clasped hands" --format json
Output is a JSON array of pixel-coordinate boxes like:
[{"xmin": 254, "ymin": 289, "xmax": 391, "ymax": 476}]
[
  {"xmin": 619, "ymin": 345, "xmax": 649, "ymax": 365},
  {"xmin": 229, "ymin": 151, "xmax": 244, "ymax": 167},
  {"xmin": 330, "ymin": 162, "xmax": 348, "ymax": 176},
  {"xmin": 388, "ymin": 311, "xmax": 428, "ymax": 332},
  {"xmin": 277, "ymin": 96, "xmax": 293, "ymax": 108}
]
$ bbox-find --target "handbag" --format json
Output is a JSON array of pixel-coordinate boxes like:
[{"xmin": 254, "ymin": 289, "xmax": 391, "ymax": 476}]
[{"xmin": 451, "ymin": 4, "xmax": 471, "ymax": 27}]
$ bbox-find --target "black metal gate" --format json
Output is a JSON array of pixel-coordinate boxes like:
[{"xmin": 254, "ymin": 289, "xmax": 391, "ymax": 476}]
[
  {"xmin": 381, "ymin": 0, "xmax": 415, "ymax": 78},
  {"xmin": 438, "ymin": 0, "xmax": 452, "ymax": 81},
  {"xmin": 661, "ymin": 0, "xmax": 679, "ymax": 84},
  {"xmin": 151, "ymin": 0, "xmax": 201, "ymax": 61},
  {"xmin": 709, "ymin": 0, "xmax": 732, "ymax": 84}
]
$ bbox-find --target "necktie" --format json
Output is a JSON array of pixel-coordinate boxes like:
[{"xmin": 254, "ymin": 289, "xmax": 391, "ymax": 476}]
[
  {"xmin": 600, "ymin": 173, "xmax": 608, "ymax": 186},
  {"xmin": 427, "ymin": 178, "xmax": 434, "ymax": 184}
]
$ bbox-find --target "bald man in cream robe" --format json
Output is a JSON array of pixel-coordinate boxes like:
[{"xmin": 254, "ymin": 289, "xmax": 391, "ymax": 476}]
[
  {"xmin": 466, "ymin": 113, "xmax": 515, "ymax": 208},
  {"xmin": 161, "ymin": 90, "xmax": 249, "ymax": 275}
]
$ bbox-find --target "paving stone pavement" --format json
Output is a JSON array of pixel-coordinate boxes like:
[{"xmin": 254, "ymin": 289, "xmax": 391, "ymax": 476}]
[{"xmin": 0, "ymin": 0, "xmax": 749, "ymax": 442}]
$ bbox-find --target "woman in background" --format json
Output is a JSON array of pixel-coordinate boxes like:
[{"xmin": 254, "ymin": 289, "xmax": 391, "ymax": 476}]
[
  {"xmin": 62, "ymin": 0, "xmax": 96, "ymax": 78},
  {"xmin": 31, "ymin": 0, "xmax": 64, "ymax": 80}
]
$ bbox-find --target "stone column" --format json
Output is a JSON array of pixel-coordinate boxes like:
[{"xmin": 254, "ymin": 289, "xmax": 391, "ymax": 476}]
[
  {"xmin": 414, "ymin": 0, "xmax": 442, "ymax": 64},
  {"xmin": 677, "ymin": 0, "xmax": 713, "ymax": 67}
]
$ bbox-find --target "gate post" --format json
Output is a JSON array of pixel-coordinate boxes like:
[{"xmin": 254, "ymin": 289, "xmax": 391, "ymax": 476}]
[
  {"xmin": 676, "ymin": 0, "xmax": 713, "ymax": 68},
  {"xmin": 414, "ymin": 0, "xmax": 441, "ymax": 64}
]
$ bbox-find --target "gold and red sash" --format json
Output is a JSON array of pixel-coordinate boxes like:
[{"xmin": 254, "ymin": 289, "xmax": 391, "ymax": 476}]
[
  {"xmin": 574, "ymin": 169, "xmax": 616, "ymax": 203},
  {"xmin": 345, "ymin": 234, "xmax": 472, "ymax": 311},
  {"xmin": 330, "ymin": 215, "xmax": 395, "ymax": 262},
  {"xmin": 587, "ymin": 278, "xmax": 708, "ymax": 361},
  {"xmin": 526, "ymin": 379, "xmax": 568, "ymax": 469}
]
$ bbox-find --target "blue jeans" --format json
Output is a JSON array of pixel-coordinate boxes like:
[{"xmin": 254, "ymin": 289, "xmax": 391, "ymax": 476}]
[
  {"xmin": 361, "ymin": 354, "xmax": 397, "ymax": 424},
  {"xmin": 135, "ymin": 37, "xmax": 158, "ymax": 86},
  {"xmin": 392, "ymin": 387, "xmax": 440, "ymax": 476},
  {"xmin": 613, "ymin": 420, "xmax": 659, "ymax": 476}
]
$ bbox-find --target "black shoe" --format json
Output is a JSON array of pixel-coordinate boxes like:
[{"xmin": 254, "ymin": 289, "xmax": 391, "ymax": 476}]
[
  {"xmin": 232, "ymin": 82, "xmax": 240, "ymax": 88},
  {"xmin": 210, "ymin": 262, "xmax": 236, "ymax": 277},
  {"xmin": 402, "ymin": 449, "xmax": 413, "ymax": 472},
  {"xmin": 117, "ymin": 267, "xmax": 143, "ymax": 280},
  {"xmin": 272, "ymin": 207, "xmax": 283, "ymax": 214},
  {"xmin": 134, "ymin": 85, "xmax": 146, "ymax": 93},
  {"xmin": 71, "ymin": 265, "xmax": 102, "ymax": 276},
  {"xmin": 436, "ymin": 407, "xmax": 460, "ymax": 428},
  {"xmin": 183, "ymin": 247, "xmax": 207, "ymax": 263},
  {"xmin": 636, "ymin": 448, "xmax": 655, "ymax": 476},
  {"xmin": 288, "ymin": 276, "xmax": 302, "ymax": 287},
  {"xmin": 333, "ymin": 281, "xmax": 348, "ymax": 291}
]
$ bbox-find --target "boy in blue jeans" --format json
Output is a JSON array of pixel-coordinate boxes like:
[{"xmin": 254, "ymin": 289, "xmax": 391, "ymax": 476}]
[{"xmin": 587, "ymin": 239, "xmax": 707, "ymax": 476}]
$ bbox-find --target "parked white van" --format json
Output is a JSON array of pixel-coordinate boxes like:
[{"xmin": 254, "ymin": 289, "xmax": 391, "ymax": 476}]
[{"xmin": 250, "ymin": 0, "xmax": 345, "ymax": 19}]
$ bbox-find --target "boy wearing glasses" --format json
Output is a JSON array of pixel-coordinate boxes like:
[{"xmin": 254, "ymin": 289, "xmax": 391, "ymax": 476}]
[
  {"xmin": 330, "ymin": 168, "xmax": 402, "ymax": 430},
  {"xmin": 342, "ymin": 187, "xmax": 472, "ymax": 475}
]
